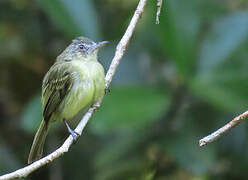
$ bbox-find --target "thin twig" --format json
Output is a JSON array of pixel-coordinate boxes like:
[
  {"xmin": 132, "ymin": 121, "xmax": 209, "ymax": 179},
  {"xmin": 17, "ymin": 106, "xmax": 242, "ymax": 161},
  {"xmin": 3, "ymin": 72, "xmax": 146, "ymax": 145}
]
[
  {"xmin": 199, "ymin": 110, "xmax": 248, "ymax": 147},
  {"xmin": 156, "ymin": 0, "xmax": 163, "ymax": 24},
  {"xmin": 0, "ymin": 0, "xmax": 148, "ymax": 179}
]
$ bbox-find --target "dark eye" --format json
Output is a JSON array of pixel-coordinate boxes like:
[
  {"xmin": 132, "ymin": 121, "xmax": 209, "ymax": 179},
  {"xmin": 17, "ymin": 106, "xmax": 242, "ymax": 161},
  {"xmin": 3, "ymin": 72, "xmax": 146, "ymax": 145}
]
[{"xmin": 79, "ymin": 44, "xmax": 85, "ymax": 49}]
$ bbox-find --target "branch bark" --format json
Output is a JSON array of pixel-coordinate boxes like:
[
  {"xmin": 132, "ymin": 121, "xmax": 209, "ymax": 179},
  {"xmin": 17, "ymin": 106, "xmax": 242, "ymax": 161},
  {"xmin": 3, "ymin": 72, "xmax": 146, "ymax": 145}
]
[
  {"xmin": 199, "ymin": 110, "xmax": 248, "ymax": 147},
  {"xmin": 156, "ymin": 0, "xmax": 163, "ymax": 24},
  {"xmin": 0, "ymin": 0, "xmax": 148, "ymax": 179}
]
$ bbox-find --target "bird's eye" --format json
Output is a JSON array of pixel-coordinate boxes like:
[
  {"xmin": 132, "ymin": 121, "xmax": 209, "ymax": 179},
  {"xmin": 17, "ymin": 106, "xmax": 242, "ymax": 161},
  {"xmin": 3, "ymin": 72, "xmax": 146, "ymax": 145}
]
[{"xmin": 79, "ymin": 44, "xmax": 85, "ymax": 49}]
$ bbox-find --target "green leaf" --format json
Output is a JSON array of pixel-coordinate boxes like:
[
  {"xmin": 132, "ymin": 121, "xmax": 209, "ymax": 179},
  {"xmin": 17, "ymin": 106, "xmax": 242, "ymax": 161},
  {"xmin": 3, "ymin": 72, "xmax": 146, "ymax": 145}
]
[
  {"xmin": 0, "ymin": 138, "xmax": 21, "ymax": 172},
  {"xmin": 190, "ymin": 69, "xmax": 248, "ymax": 110},
  {"xmin": 60, "ymin": 0, "xmax": 100, "ymax": 39},
  {"xmin": 162, "ymin": 132, "xmax": 216, "ymax": 175},
  {"xmin": 37, "ymin": 0, "xmax": 100, "ymax": 38},
  {"xmin": 159, "ymin": 0, "xmax": 201, "ymax": 78},
  {"xmin": 90, "ymin": 86, "xmax": 169, "ymax": 135},
  {"xmin": 190, "ymin": 11, "xmax": 248, "ymax": 110},
  {"xmin": 37, "ymin": 0, "xmax": 80, "ymax": 37},
  {"xmin": 199, "ymin": 11, "xmax": 248, "ymax": 72},
  {"xmin": 20, "ymin": 94, "xmax": 42, "ymax": 133}
]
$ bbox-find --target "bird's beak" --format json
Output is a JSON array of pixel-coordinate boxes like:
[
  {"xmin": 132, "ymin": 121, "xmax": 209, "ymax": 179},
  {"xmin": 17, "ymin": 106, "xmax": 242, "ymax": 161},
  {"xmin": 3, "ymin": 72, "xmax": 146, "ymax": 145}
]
[{"xmin": 91, "ymin": 41, "xmax": 109, "ymax": 51}]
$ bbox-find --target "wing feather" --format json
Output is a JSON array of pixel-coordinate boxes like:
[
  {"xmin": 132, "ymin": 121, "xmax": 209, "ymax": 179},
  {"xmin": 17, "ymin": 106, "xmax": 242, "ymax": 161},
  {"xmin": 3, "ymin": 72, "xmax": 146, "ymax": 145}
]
[{"xmin": 42, "ymin": 63, "xmax": 74, "ymax": 123}]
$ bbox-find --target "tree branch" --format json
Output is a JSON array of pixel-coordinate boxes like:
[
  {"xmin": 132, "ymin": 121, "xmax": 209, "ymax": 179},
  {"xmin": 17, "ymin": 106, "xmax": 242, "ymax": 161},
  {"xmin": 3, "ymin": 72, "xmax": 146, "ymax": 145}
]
[
  {"xmin": 156, "ymin": 0, "xmax": 163, "ymax": 24},
  {"xmin": 0, "ymin": 0, "xmax": 148, "ymax": 179},
  {"xmin": 199, "ymin": 110, "xmax": 248, "ymax": 147}
]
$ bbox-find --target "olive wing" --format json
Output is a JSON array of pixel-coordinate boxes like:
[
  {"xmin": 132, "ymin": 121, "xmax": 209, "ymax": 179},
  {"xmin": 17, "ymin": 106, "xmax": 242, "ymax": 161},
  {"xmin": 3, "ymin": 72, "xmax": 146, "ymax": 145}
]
[{"xmin": 42, "ymin": 64, "xmax": 74, "ymax": 123}]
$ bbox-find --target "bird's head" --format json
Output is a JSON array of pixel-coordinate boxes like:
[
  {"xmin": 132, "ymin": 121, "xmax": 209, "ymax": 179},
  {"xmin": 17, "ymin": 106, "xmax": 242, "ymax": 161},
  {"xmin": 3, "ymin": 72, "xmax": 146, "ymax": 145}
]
[{"xmin": 57, "ymin": 36, "xmax": 109, "ymax": 62}]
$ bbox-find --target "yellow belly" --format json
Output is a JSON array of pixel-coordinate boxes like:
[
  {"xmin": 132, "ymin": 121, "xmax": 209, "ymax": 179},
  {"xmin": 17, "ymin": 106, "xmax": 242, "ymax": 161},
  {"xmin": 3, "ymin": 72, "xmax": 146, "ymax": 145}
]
[
  {"xmin": 49, "ymin": 60, "xmax": 105, "ymax": 122},
  {"xmin": 61, "ymin": 79, "xmax": 94, "ymax": 120}
]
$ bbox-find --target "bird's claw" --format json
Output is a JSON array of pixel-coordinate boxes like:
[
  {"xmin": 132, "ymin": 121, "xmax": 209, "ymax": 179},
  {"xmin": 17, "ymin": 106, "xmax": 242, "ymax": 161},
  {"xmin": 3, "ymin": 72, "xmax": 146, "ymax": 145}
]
[
  {"xmin": 64, "ymin": 120, "xmax": 80, "ymax": 143},
  {"xmin": 71, "ymin": 130, "xmax": 80, "ymax": 143},
  {"xmin": 92, "ymin": 102, "xmax": 100, "ymax": 112},
  {"xmin": 105, "ymin": 87, "xmax": 110, "ymax": 95}
]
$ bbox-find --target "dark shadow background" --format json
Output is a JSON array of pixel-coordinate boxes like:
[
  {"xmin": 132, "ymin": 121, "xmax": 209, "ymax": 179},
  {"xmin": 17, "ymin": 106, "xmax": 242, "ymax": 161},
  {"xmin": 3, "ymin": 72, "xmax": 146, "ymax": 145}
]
[{"xmin": 0, "ymin": 0, "xmax": 248, "ymax": 179}]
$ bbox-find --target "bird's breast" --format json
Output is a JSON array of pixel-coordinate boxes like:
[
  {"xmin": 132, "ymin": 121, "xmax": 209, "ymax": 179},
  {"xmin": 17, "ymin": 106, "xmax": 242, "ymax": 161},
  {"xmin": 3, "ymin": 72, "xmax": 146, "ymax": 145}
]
[{"xmin": 59, "ymin": 61, "xmax": 95, "ymax": 120}]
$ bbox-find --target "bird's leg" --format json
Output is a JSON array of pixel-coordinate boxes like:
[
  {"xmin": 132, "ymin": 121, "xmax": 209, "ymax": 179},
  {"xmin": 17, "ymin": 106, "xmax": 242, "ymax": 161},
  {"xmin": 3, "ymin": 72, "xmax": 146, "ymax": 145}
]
[{"xmin": 63, "ymin": 120, "xmax": 80, "ymax": 142}]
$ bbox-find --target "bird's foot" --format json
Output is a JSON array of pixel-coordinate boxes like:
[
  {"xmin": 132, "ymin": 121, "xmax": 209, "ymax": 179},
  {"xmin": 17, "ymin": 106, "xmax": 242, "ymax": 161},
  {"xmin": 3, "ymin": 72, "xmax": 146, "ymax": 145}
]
[
  {"xmin": 64, "ymin": 120, "xmax": 80, "ymax": 143},
  {"xmin": 92, "ymin": 102, "xmax": 100, "ymax": 111},
  {"xmin": 70, "ymin": 130, "xmax": 80, "ymax": 143},
  {"xmin": 105, "ymin": 87, "xmax": 110, "ymax": 95}
]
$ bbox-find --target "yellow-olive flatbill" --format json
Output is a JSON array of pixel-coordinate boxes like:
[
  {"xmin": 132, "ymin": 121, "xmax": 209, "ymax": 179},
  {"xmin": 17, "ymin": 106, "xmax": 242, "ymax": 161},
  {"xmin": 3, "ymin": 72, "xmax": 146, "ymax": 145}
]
[{"xmin": 28, "ymin": 37, "xmax": 108, "ymax": 164}]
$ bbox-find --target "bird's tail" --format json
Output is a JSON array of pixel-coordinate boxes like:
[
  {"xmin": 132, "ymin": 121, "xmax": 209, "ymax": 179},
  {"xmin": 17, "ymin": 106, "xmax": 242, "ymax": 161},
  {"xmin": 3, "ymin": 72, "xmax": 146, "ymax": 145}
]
[{"xmin": 28, "ymin": 119, "xmax": 49, "ymax": 164}]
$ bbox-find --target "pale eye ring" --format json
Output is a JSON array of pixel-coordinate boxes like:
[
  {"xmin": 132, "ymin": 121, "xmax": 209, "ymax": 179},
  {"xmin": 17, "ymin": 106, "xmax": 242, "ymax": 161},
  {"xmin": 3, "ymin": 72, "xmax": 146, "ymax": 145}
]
[{"xmin": 79, "ymin": 44, "xmax": 85, "ymax": 49}]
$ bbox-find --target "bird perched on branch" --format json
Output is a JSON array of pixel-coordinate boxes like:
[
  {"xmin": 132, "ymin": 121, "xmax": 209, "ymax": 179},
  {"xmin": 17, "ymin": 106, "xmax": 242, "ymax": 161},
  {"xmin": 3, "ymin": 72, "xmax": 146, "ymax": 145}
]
[{"xmin": 28, "ymin": 37, "xmax": 108, "ymax": 164}]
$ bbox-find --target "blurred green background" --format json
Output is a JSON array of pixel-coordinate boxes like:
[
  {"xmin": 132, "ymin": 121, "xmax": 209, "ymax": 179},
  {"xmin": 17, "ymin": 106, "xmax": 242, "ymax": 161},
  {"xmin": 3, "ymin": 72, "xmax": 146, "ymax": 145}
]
[{"xmin": 0, "ymin": 0, "xmax": 248, "ymax": 179}]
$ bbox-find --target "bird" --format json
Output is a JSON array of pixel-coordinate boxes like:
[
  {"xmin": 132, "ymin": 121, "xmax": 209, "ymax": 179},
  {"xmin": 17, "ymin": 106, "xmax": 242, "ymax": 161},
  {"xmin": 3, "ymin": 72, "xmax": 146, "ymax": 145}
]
[{"xmin": 28, "ymin": 36, "xmax": 108, "ymax": 164}]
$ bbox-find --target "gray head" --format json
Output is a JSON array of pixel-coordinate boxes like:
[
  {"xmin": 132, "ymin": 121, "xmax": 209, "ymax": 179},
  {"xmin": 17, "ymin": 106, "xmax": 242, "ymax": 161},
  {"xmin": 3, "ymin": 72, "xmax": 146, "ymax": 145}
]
[{"xmin": 57, "ymin": 36, "xmax": 108, "ymax": 61}]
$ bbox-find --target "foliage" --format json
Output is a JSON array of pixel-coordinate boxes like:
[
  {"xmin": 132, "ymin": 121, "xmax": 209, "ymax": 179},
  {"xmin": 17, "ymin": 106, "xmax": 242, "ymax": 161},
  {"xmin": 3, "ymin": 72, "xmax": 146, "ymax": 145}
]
[{"xmin": 0, "ymin": 0, "xmax": 248, "ymax": 179}]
